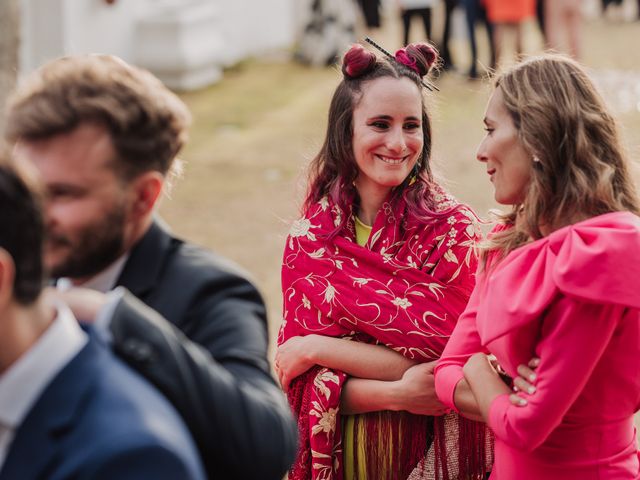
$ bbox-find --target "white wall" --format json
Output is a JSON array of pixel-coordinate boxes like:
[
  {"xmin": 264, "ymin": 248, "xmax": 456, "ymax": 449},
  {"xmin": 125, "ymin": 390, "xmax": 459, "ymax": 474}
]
[
  {"xmin": 63, "ymin": 0, "xmax": 152, "ymax": 60},
  {"xmin": 20, "ymin": 0, "xmax": 155, "ymax": 73},
  {"xmin": 20, "ymin": 0, "xmax": 65, "ymax": 74},
  {"xmin": 19, "ymin": 0, "xmax": 296, "ymax": 85},
  {"xmin": 215, "ymin": 0, "xmax": 295, "ymax": 66}
]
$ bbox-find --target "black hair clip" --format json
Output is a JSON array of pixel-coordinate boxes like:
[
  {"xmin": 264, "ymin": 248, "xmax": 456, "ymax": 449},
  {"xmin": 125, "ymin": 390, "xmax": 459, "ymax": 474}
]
[{"xmin": 364, "ymin": 37, "xmax": 440, "ymax": 92}]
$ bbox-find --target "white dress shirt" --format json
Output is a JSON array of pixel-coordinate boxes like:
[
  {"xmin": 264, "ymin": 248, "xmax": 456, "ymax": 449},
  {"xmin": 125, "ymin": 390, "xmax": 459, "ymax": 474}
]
[
  {"xmin": 56, "ymin": 254, "xmax": 129, "ymax": 344},
  {"xmin": 56, "ymin": 253, "xmax": 129, "ymax": 294},
  {"xmin": 0, "ymin": 306, "xmax": 88, "ymax": 470}
]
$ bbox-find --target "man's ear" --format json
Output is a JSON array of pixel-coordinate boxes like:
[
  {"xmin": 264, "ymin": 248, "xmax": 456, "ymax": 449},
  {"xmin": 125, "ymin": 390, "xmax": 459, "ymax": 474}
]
[
  {"xmin": 0, "ymin": 249, "xmax": 16, "ymax": 308},
  {"xmin": 127, "ymin": 171, "xmax": 164, "ymax": 220}
]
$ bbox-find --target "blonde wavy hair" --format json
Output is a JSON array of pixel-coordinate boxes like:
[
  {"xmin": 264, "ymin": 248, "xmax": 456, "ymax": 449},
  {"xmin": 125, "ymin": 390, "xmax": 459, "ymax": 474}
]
[{"xmin": 482, "ymin": 54, "xmax": 640, "ymax": 266}]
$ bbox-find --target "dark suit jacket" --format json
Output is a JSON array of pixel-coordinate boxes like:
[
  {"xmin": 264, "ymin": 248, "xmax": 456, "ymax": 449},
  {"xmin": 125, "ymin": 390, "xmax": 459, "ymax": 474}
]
[
  {"xmin": 109, "ymin": 221, "xmax": 297, "ymax": 480},
  {"xmin": 0, "ymin": 336, "xmax": 204, "ymax": 480}
]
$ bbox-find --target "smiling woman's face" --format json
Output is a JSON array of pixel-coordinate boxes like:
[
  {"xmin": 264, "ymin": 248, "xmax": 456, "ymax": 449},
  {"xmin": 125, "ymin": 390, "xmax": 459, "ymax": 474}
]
[
  {"xmin": 476, "ymin": 87, "xmax": 532, "ymax": 205},
  {"xmin": 351, "ymin": 76, "xmax": 424, "ymax": 201}
]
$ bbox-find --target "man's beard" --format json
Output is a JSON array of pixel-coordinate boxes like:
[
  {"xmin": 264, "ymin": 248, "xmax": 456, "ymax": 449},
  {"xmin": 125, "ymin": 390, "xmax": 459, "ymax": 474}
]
[{"xmin": 46, "ymin": 206, "xmax": 127, "ymax": 281}]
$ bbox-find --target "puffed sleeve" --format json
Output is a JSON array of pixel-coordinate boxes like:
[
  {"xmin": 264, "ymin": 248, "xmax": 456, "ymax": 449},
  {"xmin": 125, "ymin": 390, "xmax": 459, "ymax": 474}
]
[
  {"xmin": 434, "ymin": 278, "xmax": 487, "ymax": 411},
  {"xmin": 487, "ymin": 298, "xmax": 624, "ymax": 451}
]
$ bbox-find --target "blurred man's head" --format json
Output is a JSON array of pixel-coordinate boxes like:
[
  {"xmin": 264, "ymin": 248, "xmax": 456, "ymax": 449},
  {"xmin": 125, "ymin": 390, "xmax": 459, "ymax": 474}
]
[
  {"xmin": 0, "ymin": 153, "xmax": 45, "ymax": 306},
  {"xmin": 4, "ymin": 55, "xmax": 191, "ymax": 281}
]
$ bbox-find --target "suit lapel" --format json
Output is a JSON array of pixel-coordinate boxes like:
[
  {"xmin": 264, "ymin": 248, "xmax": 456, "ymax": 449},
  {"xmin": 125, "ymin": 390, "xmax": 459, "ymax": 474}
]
[
  {"xmin": 0, "ymin": 341, "xmax": 101, "ymax": 480},
  {"xmin": 116, "ymin": 220, "xmax": 175, "ymax": 299}
]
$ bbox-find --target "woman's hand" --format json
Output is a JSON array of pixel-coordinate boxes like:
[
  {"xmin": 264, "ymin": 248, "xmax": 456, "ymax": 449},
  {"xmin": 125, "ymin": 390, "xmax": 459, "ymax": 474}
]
[
  {"xmin": 463, "ymin": 353, "xmax": 539, "ymax": 407},
  {"xmin": 463, "ymin": 352, "xmax": 495, "ymax": 378},
  {"xmin": 275, "ymin": 335, "xmax": 318, "ymax": 392},
  {"xmin": 509, "ymin": 357, "xmax": 540, "ymax": 407},
  {"xmin": 392, "ymin": 362, "xmax": 448, "ymax": 416}
]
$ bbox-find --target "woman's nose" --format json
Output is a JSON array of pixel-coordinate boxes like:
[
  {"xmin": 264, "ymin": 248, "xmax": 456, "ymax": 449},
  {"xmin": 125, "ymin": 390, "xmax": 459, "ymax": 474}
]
[
  {"xmin": 386, "ymin": 128, "xmax": 407, "ymax": 153},
  {"xmin": 476, "ymin": 140, "xmax": 488, "ymax": 163}
]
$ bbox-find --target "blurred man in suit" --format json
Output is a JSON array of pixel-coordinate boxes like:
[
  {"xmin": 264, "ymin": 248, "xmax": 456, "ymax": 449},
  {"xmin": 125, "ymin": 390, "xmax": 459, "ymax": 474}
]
[
  {"xmin": 0, "ymin": 156, "xmax": 205, "ymax": 480},
  {"xmin": 4, "ymin": 55, "xmax": 297, "ymax": 480}
]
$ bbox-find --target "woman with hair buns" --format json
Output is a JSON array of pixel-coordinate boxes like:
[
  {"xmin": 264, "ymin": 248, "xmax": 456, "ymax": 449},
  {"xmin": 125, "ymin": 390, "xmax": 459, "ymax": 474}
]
[
  {"xmin": 435, "ymin": 54, "xmax": 640, "ymax": 479},
  {"xmin": 276, "ymin": 42, "xmax": 491, "ymax": 480}
]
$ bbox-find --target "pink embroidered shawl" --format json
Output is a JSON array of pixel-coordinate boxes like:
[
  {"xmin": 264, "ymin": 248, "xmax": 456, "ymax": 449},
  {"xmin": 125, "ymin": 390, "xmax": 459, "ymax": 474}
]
[{"xmin": 279, "ymin": 190, "xmax": 488, "ymax": 480}]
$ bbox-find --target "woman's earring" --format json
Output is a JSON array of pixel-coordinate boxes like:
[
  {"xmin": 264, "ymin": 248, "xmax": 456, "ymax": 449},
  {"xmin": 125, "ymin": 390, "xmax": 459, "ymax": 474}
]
[
  {"xmin": 409, "ymin": 160, "xmax": 421, "ymax": 184},
  {"xmin": 532, "ymin": 155, "xmax": 541, "ymax": 163}
]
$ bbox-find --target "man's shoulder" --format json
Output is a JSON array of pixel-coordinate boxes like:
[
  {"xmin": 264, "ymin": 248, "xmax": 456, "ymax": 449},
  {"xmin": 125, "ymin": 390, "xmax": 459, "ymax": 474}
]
[
  {"xmin": 135, "ymin": 221, "xmax": 257, "ymax": 286},
  {"xmin": 119, "ymin": 222, "xmax": 263, "ymax": 312},
  {"xmin": 65, "ymin": 339, "xmax": 196, "ymax": 445},
  {"xmin": 82, "ymin": 339, "xmax": 177, "ymax": 416},
  {"xmin": 7, "ymin": 338, "xmax": 204, "ymax": 479},
  {"xmin": 172, "ymin": 239, "xmax": 256, "ymax": 282},
  {"xmin": 117, "ymin": 223, "xmax": 267, "ymax": 337}
]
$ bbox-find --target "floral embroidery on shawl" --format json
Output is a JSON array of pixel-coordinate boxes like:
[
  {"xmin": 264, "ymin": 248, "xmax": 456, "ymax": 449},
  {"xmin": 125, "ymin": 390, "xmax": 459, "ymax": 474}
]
[{"xmin": 280, "ymin": 188, "xmax": 483, "ymax": 480}]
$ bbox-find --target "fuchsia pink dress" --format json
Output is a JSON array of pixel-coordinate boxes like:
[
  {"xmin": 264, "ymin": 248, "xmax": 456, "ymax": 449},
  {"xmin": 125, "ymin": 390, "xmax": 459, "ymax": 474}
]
[{"xmin": 435, "ymin": 212, "xmax": 640, "ymax": 479}]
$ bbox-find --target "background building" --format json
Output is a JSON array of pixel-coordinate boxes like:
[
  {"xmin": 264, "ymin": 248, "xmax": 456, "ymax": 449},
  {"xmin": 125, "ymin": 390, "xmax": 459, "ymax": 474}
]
[{"xmin": 19, "ymin": 0, "xmax": 295, "ymax": 90}]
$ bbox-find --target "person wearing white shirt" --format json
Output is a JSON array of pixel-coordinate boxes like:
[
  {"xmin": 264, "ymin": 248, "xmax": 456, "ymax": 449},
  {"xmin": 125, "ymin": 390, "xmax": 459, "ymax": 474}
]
[
  {"xmin": 5, "ymin": 53, "xmax": 297, "ymax": 480},
  {"xmin": 0, "ymin": 157, "xmax": 205, "ymax": 480}
]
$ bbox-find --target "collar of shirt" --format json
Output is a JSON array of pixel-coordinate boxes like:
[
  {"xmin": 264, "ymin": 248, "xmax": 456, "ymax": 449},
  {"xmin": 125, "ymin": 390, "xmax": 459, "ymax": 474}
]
[
  {"xmin": 0, "ymin": 304, "xmax": 88, "ymax": 433},
  {"xmin": 56, "ymin": 253, "xmax": 129, "ymax": 293}
]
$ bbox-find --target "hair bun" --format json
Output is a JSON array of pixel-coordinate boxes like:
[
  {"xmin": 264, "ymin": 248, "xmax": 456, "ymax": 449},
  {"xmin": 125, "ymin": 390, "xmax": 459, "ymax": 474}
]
[
  {"xmin": 342, "ymin": 44, "xmax": 376, "ymax": 78},
  {"xmin": 403, "ymin": 43, "xmax": 438, "ymax": 77}
]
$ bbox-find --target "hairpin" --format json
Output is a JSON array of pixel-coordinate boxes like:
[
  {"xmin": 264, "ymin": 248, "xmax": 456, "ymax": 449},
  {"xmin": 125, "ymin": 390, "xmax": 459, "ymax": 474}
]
[{"xmin": 364, "ymin": 37, "xmax": 439, "ymax": 92}]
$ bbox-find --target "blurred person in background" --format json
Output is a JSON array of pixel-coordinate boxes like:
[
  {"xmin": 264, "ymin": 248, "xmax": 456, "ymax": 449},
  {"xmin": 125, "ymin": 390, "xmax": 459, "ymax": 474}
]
[
  {"xmin": 544, "ymin": 0, "xmax": 584, "ymax": 60},
  {"xmin": 601, "ymin": 0, "xmax": 623, "ymax": 13},
  {"xmin": 357, "ymin": 0, "xmax": 383, "ymax": 32},
  {"xmin": 0, "ymin": 156, "xmax": 205, "ymax": 480},
  {"xmin": 4, "ymin": 54, "xmax": 297, "ymax": 480},
  {"xmin": 440, "ymin": 0, "xmax": 459, "ymax": 70},
  {"xmin": 483, "ymin": 0, "xmax": 536, "ymax": 67},
  {"xmin": 276, "ymin": 42, "xmax": 493, "ymax": 480},
  {"xmin": 396, "ymin": 0, "xmax": 439, "ymax": 46},
  {"xmin": 601, "ymin": 0, "xmax": 640, "ymax": 20},
  {"xmin": 295, "ymin": 0, "xmax": 358, "ymax": 66},
  {"xmin": 462, "ymin": 0, "xmax": 496, "ymax": 78},
  {"xmin": 535, "ymin": 0, "xmax": 547, "ymax": 44}
]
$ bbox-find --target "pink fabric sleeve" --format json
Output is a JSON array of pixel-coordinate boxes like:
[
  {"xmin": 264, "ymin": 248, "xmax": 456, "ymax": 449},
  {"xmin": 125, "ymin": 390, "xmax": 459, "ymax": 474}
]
[
  {"xmin": 487, "ymin": 298, "xmax": 623, "ymax": 452},
  {"xmin": 434, "ymin": 281, "xmax": 487, "ymax": 411}
]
